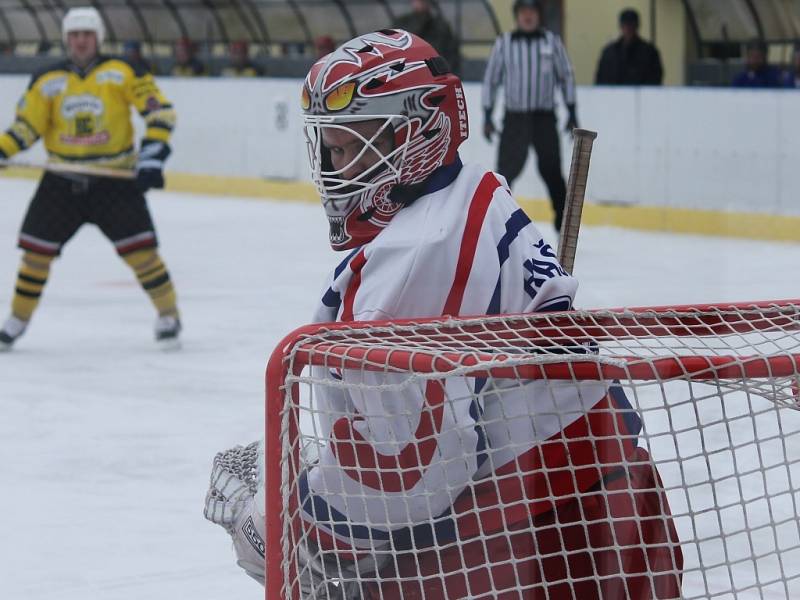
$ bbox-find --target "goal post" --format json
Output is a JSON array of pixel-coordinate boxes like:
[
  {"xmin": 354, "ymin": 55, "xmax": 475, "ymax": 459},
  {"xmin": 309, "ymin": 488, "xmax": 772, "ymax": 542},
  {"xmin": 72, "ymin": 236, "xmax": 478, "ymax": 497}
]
[{"xmin": 265, "ymin": 299, "xmax": 800, "ymax": 599}]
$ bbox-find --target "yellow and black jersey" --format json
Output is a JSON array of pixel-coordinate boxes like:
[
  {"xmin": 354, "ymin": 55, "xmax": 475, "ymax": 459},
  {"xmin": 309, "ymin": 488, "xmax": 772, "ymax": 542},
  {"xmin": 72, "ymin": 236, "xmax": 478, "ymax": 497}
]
[{"xmin": 0, "ymin": 56, "xmax": 176, "ymax": 168}]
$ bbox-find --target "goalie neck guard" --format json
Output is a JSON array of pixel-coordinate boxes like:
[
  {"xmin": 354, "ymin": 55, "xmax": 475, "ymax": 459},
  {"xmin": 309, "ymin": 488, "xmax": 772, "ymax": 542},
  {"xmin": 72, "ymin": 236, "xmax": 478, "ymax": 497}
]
[{"xmin": 301, "ymin": 29, "xmax": 469, "ymax": 250}]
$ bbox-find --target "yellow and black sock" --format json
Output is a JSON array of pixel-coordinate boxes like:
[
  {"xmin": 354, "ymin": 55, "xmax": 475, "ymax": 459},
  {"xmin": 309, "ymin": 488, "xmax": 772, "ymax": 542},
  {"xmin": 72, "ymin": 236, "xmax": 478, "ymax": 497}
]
[
  {"xmin": 122, "ymin": 248, "xmax": 179, "ymax": 317},
  {"xmin": 10, "ymin": 251, "xmax": 54, "ymax": 322}
]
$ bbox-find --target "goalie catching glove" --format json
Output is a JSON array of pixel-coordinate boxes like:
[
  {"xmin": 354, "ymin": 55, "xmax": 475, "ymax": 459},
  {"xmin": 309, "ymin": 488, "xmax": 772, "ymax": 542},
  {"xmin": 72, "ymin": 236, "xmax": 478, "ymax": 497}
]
[
  {"xmin": 204, "ymin": 440, "xmax": 266, "ymax": 584},
  {"xmin": 203, "ymin": 440, "xmax": 387, "ymax": 597},
  {"xmin": 135, "ymin": 139, "xmax": 170, "ymax": 191}
]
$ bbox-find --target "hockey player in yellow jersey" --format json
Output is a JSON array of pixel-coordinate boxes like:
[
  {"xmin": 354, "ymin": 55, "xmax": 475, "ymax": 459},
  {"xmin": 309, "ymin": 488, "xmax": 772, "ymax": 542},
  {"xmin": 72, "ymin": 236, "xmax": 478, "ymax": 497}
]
[{"xmin": 0, "ymin": 7, "xmax": 181, "ymax": 350}]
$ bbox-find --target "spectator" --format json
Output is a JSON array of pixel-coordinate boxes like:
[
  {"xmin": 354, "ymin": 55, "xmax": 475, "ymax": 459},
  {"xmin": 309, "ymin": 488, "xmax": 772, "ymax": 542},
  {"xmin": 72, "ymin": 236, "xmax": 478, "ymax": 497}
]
[
  {"xmin": 732, "ymin": 40, "xmax": 782, "ymax": 87},
  {"xmin": 123, "ymin": 40, "xmax": 155, "ymax": 74},
  {"xmin": 481, "ymin": 0, "xmax": 577, "ymax": 234},
  {"xmin": 393, "ymin": 0, "xmax": 461, "ymax": 75},
  {"xmin": 221, "ymin": 40, "xmax": 262, "ymax": 77},
  {"xmin": 281, "ymin": 42, "xmax": 305, "ymax": 57},
  {"xmin": 37, "ymin": 41, "xmax": 53, "ymax": 56},
  {"xmin": 781, "ymin": 42, "xmax": 800, "ymax": 88},
  {"xmin": 595, "ymin": 8, "xmax": 663, "ymax": 85},
  {"xmin": 313, "ymin": 35, "xmax": 335, "ymax": 59},
  {"xmin": 170, "ymin": 37, "xmax": 207, "ymax": 77}
]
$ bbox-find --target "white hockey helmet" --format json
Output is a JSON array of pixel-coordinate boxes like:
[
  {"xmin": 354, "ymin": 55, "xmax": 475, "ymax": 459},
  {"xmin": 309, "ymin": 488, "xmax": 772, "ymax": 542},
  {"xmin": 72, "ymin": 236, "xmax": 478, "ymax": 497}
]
[{"xmin": 62, "ymin": 7, "xmax": 105, "ymax": 46}]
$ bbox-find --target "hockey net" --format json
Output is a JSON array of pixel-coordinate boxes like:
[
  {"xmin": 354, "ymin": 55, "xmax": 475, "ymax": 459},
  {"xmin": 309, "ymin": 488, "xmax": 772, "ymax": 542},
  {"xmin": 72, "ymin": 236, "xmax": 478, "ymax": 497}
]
[{"xmin": 265, "ymin": 300, "xmax": 800, "ymax": 599}]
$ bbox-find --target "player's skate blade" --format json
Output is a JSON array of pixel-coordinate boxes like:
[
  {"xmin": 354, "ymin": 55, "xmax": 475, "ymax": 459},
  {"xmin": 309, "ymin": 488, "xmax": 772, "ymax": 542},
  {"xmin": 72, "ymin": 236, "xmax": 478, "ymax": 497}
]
[
  {"xmin": 0, "ymin": 315, "xmax": 27, "ymax": 352},
  {"xmin": 155, "ymin": 315, "xmax": 181, "ymax": 351}
]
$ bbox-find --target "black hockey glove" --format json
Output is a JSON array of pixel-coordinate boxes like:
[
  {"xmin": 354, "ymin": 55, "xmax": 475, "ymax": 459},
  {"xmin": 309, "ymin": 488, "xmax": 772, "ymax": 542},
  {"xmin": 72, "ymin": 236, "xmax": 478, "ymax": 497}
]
[
  {"xmin": 483, "ymin": 109, "xmax": 496, "ymax": 142},
  {"xmin": 0, "ymin": 148, "xmax": 7, "ymax": 168},
  {"xmin": 135, "ymin": 139, "xmax": 171, "ymax": 192},
  {"xmin": 565, "ymin": 104, "xmax": 579, "ymax": 135}
]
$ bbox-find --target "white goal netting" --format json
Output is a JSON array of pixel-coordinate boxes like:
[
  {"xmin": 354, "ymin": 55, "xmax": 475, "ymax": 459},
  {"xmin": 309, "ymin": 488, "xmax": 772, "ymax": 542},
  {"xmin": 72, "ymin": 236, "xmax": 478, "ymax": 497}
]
[{"xmin": 265, "ymin": 300, "xmax": 800, "ymax": 600}]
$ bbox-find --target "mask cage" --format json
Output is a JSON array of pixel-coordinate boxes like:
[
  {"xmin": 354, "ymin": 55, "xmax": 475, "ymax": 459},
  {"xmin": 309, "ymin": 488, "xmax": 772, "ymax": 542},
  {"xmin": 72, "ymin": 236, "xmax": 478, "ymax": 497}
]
[{"xmin": 303, "ymin": 114, "xmax": 412, "ymax": 215}]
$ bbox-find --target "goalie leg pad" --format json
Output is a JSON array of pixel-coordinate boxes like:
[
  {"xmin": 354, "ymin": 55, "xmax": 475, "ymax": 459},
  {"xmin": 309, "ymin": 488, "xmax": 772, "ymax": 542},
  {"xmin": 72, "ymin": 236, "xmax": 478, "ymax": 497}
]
[{"xmin": 369, "ymin": 448, "xmax": 683, "ymax": 599}]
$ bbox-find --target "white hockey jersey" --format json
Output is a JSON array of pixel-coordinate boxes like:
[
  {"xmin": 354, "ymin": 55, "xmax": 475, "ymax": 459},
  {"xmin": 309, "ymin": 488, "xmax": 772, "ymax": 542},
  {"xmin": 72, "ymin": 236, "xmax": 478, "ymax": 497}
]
[{"xmin": 300, "ymin": 159, "xmax": 640, "ymax": 555}]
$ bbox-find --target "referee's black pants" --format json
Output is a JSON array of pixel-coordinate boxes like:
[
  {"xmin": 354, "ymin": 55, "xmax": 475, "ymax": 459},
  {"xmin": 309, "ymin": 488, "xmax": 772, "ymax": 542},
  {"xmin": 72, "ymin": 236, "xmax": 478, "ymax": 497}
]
[{"xmin": 497, "ymin": 110, "xmax": 566, "ymax": 232}]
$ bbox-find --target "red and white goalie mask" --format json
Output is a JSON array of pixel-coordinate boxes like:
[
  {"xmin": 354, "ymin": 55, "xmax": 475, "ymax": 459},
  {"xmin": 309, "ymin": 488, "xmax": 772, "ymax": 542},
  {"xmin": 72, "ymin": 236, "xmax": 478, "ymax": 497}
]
[{"xmin": 301, "ymin": 29, "xmax": 469, "ymax": 250}]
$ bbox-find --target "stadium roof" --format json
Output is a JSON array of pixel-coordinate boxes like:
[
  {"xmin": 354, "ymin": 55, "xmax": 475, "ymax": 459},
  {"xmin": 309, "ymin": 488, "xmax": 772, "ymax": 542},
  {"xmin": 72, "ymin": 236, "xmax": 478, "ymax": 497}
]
[
  {"xmin": 0, "ymin": 0, "xmax": 501, "ymax": 47},
  {"xmin": 684, "ymin": 0, "xmax": 800, "ymax": 46}
]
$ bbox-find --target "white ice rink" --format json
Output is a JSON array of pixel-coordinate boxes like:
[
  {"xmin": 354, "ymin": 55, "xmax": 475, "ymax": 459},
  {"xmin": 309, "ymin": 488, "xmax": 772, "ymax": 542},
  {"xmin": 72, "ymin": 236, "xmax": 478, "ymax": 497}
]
[{"xmin": 1, "ymin": 176, "xmax": 799, "ymax": 599}]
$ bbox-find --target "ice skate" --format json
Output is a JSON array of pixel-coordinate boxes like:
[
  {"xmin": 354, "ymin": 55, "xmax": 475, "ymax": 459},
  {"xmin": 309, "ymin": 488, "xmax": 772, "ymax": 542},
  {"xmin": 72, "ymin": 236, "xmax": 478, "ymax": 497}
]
[
  {"xmin": 0, "ymin": 315, "xmax": 27, "ymax": 352},
  {"xmin": 155, "ymin": 314, "xmax": 181, "ymax": 350}
]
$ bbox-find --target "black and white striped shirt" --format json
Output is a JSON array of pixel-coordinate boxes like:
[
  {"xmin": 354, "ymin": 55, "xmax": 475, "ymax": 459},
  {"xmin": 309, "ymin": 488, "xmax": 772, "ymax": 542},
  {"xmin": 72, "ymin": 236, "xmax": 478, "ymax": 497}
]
[{"xmin": 481, "ymin": 29, "xmax": 576, "ymax": 114}]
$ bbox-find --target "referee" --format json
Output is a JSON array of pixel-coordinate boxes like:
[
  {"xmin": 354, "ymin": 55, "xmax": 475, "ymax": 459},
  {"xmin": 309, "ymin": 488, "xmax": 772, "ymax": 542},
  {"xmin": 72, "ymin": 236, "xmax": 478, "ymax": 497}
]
[{"xmin": 482, "ymin": 0, "xmax": 578, "ymax": 232}]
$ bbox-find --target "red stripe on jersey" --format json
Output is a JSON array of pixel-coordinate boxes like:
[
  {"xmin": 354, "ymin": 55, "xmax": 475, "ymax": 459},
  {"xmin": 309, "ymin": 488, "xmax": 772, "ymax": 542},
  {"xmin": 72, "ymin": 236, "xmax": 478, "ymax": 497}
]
[
  {"xmin": 340, "ymin": 249, "xmax": 367, "ymax": 322},
  {"xmin": 18, "ymin": 238, "xmax": 59, "ymax": 256},
  {"xmin": 450, "ymin": 393, "xmax": 638, "ymax": 537},
  {"xmin": 442, "ymin": 172, "xmax": 501, "ymax": 316},
  {"xmin": 115, "ymin": 237, "xmax": 157, "ymax": 255},
  {"xmin": 329, "ymin": 380, "xmax": 445, "ymax": 492}
]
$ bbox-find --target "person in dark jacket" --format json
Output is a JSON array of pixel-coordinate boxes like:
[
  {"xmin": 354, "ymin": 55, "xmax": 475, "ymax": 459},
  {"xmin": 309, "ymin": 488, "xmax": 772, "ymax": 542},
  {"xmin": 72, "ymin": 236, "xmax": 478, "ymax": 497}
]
[
  {"xmin": 123, "ymin": 40, "xmax": 156, "ymax": 74},
  {"xmin": 595, "ymin": 8, "xmax": 663, "ymax": 85},
  {"xmin": 732, "ymin": 40, "xmax": 783, "ymax": 88},
  {"xmin": 170, "ymin": 37, "xmax": 207, "ymax": 77},
  {"xmin": 782, "ymin": 42, "xmax": 800, "ymax": 88},
  {"xmin": 221, "ymin": 40, "xmax": 263, "ymax": 77},
  {"xmin": 314, "ymin": 35, "xmax": 336, "ymax": 59},
  {"xmin": 393, "ymin": 0, "xmax": 460, "ymax": 75}
]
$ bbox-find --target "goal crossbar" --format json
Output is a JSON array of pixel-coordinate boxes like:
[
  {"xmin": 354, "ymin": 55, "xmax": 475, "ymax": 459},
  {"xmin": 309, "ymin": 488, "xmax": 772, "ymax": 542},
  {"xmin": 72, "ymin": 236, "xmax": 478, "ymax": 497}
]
[
  {"xmin": 279, "ymin": 298, "xmax": 800, "ymax": 383},
  {"xmin": 289, "ymin": 346, "xmax": 800, "ymax": 382}
]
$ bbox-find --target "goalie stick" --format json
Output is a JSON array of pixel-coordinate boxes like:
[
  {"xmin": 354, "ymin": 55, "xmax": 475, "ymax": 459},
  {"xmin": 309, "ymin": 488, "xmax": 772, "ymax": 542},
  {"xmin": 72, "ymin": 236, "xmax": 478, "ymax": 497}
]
[
  {"xmin": 0, "ymin": 158, "xmax": 135, "ymax": 180},
  {"xmin": 557, "ymin": 128, "xmax": 598, "ymax": 274}
]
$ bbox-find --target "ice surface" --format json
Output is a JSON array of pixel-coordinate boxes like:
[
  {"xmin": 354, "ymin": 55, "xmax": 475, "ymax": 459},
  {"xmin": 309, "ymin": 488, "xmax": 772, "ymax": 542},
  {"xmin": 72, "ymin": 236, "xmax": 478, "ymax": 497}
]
[{"xmin": 1, "ymin": 176, "xmax": 799, "ymax": 599}]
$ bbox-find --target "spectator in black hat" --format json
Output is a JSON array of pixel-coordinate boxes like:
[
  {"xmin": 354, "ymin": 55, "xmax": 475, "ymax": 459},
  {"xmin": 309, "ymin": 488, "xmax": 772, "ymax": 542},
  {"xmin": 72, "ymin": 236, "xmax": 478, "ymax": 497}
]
[
  {"xmin": 595, "ymin": 8, "xmax": 663, "ymax": 85},
  {"xmin": 732, "ymin": 40, "xmax": 782, "ymax": 88}
]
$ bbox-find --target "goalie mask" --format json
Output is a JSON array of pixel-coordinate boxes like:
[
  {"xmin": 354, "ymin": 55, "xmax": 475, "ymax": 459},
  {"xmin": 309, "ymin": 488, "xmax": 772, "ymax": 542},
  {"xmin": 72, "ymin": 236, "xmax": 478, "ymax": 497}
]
[{"xmin": 302, "ymin": 29, "xmax": 469, "ymax": 250}]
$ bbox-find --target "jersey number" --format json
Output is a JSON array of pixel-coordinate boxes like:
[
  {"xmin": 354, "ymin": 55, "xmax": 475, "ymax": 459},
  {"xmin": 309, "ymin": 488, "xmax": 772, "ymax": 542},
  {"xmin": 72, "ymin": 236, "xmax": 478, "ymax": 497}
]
[{"xmin": 75, "ymin": 115, "xmax": 94, "ymax": 135}]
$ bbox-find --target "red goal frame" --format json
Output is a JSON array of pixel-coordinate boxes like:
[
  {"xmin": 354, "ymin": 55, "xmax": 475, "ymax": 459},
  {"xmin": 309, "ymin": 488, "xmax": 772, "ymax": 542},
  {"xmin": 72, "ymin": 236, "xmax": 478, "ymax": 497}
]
[{"xmin": 264, "ymin": 298, "xmax": 800, "ymax": 598}]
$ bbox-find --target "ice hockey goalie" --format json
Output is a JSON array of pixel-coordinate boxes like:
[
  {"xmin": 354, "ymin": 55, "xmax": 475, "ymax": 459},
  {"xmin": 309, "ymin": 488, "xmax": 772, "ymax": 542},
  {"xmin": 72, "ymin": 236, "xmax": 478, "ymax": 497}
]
[{"xmin": 204, "ymin": 29, "xmax": 683, "ymax": 600}]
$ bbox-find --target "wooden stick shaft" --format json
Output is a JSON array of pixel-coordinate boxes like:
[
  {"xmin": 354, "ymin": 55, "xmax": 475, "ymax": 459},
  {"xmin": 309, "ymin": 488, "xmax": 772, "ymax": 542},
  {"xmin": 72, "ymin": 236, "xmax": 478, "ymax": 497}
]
[
  {"xmin": 0, "ymin": 159, "xmax": 135, "ymax": 180},
  {"xmin": 557, "ymin": 128, "xmax": 597, "ymax": 274}
]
